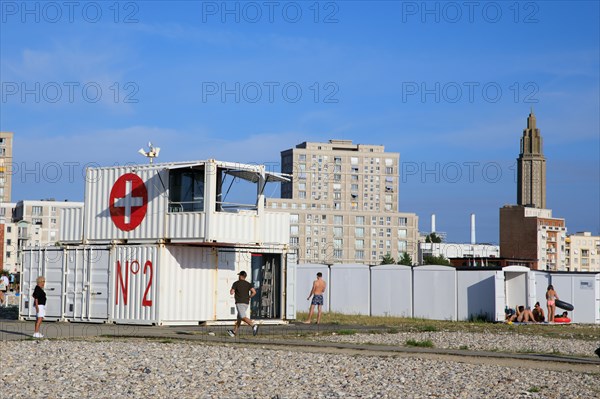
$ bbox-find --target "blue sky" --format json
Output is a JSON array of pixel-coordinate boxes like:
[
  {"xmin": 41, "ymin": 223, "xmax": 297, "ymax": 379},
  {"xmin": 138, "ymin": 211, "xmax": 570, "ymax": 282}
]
[{"xmin": 1, "ymin": 1, "xmax": 598, "ymax": 244}]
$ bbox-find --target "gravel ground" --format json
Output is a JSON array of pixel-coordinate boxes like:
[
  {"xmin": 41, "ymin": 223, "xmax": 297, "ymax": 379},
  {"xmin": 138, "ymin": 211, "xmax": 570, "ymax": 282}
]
[
  {"xmin": 312, "ymin": 331, "xmax": 600, "ymax": 358},
  {"xmin": 1, "ymin": 339, "xmax": 599, "ymax": 399}
]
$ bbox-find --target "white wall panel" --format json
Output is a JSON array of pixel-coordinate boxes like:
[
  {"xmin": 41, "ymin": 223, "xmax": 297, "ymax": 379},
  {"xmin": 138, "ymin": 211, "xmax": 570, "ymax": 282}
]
[
  {"xmin": 457, "ymin": 270, "xmax": 496, "ymax": 321},
  {"xmin": 296, "ymin": 264, "xmax": 330, "ymax": 313},
  {"xmin": 413, "ymin": 265, "xmax": 457, "ymax": 321},
  {"xmin": 330, "ymin": 264, "xmax": 370, "ymax": 315},
  {"xmin": 85, "ymin": 166, "xmax": 168, "ymax": 243},
  {"xmin": 370, "ymin": 265, "xmax": 412, "ymax": 317},
  {"xmin": 110, "ymin": 245, "xmax": 160, "ymax": 324}
]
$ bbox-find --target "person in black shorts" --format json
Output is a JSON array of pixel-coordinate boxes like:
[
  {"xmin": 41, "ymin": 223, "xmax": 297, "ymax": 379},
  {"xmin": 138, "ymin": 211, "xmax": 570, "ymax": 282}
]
[
  {"xmin": 305, "ymin": 272, "xmax": 326, "ymax": 324},
  {"xmin": 227, "ymin": 271, "xmax": 258, "ymax": 337}
]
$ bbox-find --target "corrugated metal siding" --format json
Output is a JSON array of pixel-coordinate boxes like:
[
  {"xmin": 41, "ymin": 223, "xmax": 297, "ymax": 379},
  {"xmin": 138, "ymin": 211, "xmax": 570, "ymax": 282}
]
[
  {"xmin": 110, "ymin": 245, "xmax": 160, "ymax": 324},
  {"xmin": 262, "ymin": 212, "xmax": 289, "ymax": 245},
  {"xmin": 84, "ymin": 167, "xmax": 167, "ymax": 242},
  {"xmin": 160, "ymin": 246, "xmax": 216, "ymax": 322},
  {"xmin": 165, "ymin": 212, "xmax": 205, "ymax": 240},
  {"xmin": 60, "ymin": 207, "xmax": 83, "ymax": 242},
  {"xmin": 208, "ymin": 212, "xmax": 256, "ymax": 243}
]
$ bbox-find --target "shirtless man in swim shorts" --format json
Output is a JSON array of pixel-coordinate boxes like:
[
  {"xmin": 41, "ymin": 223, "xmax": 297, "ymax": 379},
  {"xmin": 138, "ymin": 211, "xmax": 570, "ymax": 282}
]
[{"xmin": 305, "ymin": 272, "xmax": 326, "ymax": 324}]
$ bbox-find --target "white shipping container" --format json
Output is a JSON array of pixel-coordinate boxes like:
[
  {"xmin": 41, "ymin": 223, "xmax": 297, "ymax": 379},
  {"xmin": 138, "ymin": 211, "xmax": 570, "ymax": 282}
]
[
  {"xmin": 59, "ymin": 207, "xmax": 84, "ymax": 243},
  {"xmin": 83, "ymin": 160, "xmax": 290, "ymax": 246},
  {"xmin": 21, "ymin": 244, "xmax": 295, "ymax": 325}
]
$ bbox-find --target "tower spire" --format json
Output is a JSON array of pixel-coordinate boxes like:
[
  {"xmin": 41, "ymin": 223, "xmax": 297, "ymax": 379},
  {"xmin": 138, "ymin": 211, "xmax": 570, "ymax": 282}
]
[{"xmin": 517, "ymin": 110, "xmax": 546, "ymax": 209}]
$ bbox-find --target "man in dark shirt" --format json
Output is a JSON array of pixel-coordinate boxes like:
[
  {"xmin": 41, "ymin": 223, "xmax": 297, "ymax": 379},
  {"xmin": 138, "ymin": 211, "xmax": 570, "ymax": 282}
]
[{"xmin": 228, "ymin": 271, "xmax": 258, "ymax": 337}]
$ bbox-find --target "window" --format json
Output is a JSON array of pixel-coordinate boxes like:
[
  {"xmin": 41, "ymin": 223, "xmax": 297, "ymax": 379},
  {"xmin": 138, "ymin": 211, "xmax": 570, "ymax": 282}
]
[
  {"xmin": 32, "ymin": 206, "xmax": 43, "ymax": 215},
  {"xmin": 169, "ymin": 168, "xmax": 204, "ymax": 212},
  {"xmin": 398, "ymin": 241, "xmax": 407, "ymax": 251},
  {"xmin": 290, "ymin": 226, "xmax": 299, "ymax": 235},
  {"xmin": 290, "ymin": 214, "xmax": 299, "ymax": 224},
  {"xmin": 355, "ymin": 250, "xmax": 364, "ymax": 259},
  {"xmin": 334, "ymin": 249, "xmax": 343, "ymax": 259},
  {"xmin": 334, "ymin": 239, "xmax": 343, "ymax": 248},
  {"xmin": 334, "ymin": 215, "xmax": 343, "ymax": 225},
  {"xmin": 290, "ymin": 237, "xmax": 299, "ymax": 245},
  {"xmin": 355, "ymin": 239, "xmax": 364, "ymax": 249},
  {"xmin": 356, "ymin": 216, "xmax": 364, "ymax": 225},
  {"xmin": 298, "ymin": 154, "xmax": 306, "ymax": 161},
  {"xmin": 351, "ymin": 157, "xmax": 358, "ymax": 165},
  {"xmin": 6, "ymin": 226, "xmax": 11, "ymax": 233},
  {"xmin": 398, "ymin": 229, "xmax": 407, "ymax": 238},
  {"xmin": 6, "ymin": 251, "xmax": 11, "ymax": 258},
  {"xmin": 6, "ymin": 239, "xmax": 11, "ymax": 245},
  {"xmin": 333, "ymin": 227, "xmax": 343, "ymax": 237},
  {"xmin": 398, "ymin": 217, "xmax": 408, "ymax": 226},
  {"xmin": 355, "ymin": 227, "xmax": 364, "ymax": 237}
]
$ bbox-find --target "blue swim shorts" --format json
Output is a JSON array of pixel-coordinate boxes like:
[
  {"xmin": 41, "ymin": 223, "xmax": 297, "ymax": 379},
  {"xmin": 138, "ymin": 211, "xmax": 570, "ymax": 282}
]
[{"xmin": 311, "ymin": 295, "xmax": 324, "ymax": 306}]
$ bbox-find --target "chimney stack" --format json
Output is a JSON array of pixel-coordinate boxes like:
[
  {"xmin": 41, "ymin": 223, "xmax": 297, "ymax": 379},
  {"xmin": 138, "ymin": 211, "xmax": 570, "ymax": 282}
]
[{"xmin": 470, "ymin": 213, "xmax": 476, "ymax": 245}]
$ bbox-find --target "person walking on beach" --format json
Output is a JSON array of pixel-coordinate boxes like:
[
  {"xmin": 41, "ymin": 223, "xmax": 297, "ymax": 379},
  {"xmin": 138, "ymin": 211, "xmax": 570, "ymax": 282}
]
[
  {"xmin": 546, "ymin": 284, "xmax": 559, "ymax": 322},
  {"xmin": 0, "ymin": 272, "xmax": 8, "ymax": 305},
  {"xmin": 227, "ymin": 271, "xmax": 258, "ymax": 337},
  {"xmin": 305, "ymin": 272, "xmax": 326, "ymax": 324},
  {"xmin": 32, "ymin": 276, "xmax": 46, "ymax": 338}
]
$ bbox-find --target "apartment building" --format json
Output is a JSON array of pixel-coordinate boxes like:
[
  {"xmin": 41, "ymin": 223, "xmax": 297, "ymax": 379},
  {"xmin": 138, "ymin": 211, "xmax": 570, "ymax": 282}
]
[
  {"xmin": 267, "ymin": 139, "xmax": 419, "ymax": 264},
  {"xmin": 500, "ymin": 205, "xmax": 567, "ymax": 270},
  {"xmin": 565, "ymin": 232, "xmax": 600, "ymax": 272},
  {"xmin": 13, "ymin": 199, "xmax": 83, "ymax": 245},
  {"xmin": 0, "ymin": 202, "xmax": 17, "ymax": 272},
  {"xmin": 0, "ymin": 132, "xmax": 14, "ymax": 203}
]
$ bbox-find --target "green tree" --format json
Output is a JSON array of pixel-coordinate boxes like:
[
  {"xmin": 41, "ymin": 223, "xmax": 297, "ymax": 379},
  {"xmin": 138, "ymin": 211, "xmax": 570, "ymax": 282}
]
[
  {"xmin": 425, "ymin": 233, "xmax": 442, "ymax": 243},
  {"xmin": 397, "ymin": 252, "xmax": 413, "ymax": 266},
  {"xmin": 423, "ymin": 254, "xmax": 452, "ymax": 266},
  {"xmin": 380, "ymin": 253, "xmax": 396, "ymax": 265}
]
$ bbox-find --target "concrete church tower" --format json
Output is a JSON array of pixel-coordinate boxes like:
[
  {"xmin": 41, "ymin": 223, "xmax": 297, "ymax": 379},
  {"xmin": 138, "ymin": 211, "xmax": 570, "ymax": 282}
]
[{"xmin": 517, "ymin": 109, "xmax": 546, "ymax": 209}]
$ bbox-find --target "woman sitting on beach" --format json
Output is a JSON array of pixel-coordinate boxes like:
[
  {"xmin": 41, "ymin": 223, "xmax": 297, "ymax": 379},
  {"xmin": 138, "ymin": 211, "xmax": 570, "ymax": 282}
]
[{"xmin": 532, "ymin": 302, "xmax": 545, "ymax": 322}]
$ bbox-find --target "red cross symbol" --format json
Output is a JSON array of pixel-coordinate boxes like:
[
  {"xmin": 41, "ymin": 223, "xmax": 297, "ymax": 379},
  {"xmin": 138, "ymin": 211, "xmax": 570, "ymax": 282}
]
[{"xmin": 109, "ymin": 173, "xmax": 148, "ymax": 231}]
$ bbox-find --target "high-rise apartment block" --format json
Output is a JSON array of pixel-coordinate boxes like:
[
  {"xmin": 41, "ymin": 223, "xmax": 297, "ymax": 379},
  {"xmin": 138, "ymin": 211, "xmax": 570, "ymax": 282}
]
[
  {"xmin": 565, "ymin": 232, "xmax": 600, "ymax": 272},
  {"xmin": 0, "ymin": 132, "xmax": 14, "ymax": 203},
  {"xmin": 267, "ymin": 139, "xmax": 419, "ymax": 264},
  {"xmin": 500, "ymin": 205, "xmax": 566, "ymax": 271},
  {"xmin": 517, "ymin": 111, "xmax": 546, "ymax": 209}
]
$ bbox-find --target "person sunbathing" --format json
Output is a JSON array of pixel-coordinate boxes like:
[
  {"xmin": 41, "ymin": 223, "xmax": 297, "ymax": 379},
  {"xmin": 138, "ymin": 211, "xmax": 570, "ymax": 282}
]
[{"xmin": 516, "ymin": 305, "xmax": 535, "ymax": 322}]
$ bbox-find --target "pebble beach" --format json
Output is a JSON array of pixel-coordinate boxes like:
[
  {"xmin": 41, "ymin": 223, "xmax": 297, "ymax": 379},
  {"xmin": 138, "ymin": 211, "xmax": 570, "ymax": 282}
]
[{"xmin": 2, "ymin": 331, "xmax": 599, "ymax": 399}]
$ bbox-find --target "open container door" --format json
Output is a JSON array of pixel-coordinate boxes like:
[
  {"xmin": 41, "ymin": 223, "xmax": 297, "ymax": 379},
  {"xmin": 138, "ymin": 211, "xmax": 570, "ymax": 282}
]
[
  {"xmin": 527, "ymin": 270, "xmax": 537, "ymax": 309},
  {"xmin": 595, "ymin": 273, "xmax": 600, "ymax": 324},
  {"xmin": 285, "ymin": 253, "xmax": 297, "ymax": 320},
  {"xmin": 494, "ymin": 270, "xmax": 506, "ymax": 321}
]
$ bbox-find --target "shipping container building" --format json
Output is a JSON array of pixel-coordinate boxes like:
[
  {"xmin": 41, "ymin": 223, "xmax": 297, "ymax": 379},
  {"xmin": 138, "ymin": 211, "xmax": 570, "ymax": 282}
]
[{"xmin": 21, "ymin": 159, "xmax": 296, "ymax": 325}]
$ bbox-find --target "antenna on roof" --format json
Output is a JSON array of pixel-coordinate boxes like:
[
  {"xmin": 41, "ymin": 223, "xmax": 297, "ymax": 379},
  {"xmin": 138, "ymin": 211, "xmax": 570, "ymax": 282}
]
[{"xmin": 138, "ymin": 142, "xmax": 161, "ymax": 164}]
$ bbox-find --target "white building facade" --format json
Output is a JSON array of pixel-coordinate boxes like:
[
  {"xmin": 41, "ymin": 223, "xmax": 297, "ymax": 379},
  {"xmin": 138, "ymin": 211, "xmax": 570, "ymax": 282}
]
[{"xmin": 566, "ymin": 232, "xmax": 600, "ymax": 272}]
